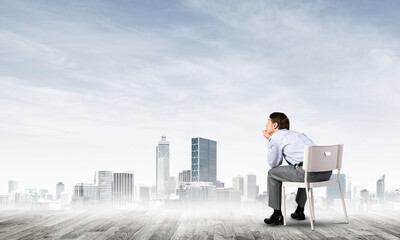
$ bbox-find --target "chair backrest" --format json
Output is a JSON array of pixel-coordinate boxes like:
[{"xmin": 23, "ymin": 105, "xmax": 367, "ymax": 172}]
[{"xmin": 303, "ymin": 144, "xmax": 343, "ymax": 172}]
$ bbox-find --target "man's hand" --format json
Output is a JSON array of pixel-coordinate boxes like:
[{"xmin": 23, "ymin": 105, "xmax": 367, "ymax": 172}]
[{"xmin": 262, "ymin": 130, "xmax": 271, "ymax": 140}]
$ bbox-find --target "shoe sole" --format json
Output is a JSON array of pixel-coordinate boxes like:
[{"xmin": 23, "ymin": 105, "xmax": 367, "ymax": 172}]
[{"xmin": 291, "ymin": 215, "xmax": 306, "ymax": 220}]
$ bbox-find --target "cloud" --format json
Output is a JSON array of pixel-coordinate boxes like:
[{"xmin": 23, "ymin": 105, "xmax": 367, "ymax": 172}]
[{"xmin": 1, "ymin": 0, "xmax": 399, "ymax": 193}]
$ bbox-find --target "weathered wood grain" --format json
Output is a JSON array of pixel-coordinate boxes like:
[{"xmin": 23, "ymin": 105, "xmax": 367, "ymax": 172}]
[{"xmin": 1, "ymin": 208, "xmax": 400, "ymax": 240}]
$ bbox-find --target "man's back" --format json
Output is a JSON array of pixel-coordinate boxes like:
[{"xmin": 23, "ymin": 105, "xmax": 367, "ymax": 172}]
[{"xmin": 268, "ymin": 129, "xmax": 315, "ymax": 167}]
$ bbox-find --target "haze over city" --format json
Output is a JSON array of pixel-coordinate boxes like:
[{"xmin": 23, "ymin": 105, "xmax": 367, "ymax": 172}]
[{"xmin": 1, "ymin": 0, "xmax": 400, "ymax": 196}]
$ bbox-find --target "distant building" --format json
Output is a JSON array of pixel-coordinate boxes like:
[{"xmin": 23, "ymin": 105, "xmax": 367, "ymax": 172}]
[
  {"xmin": 177, "ymin": 182, "xmax": 216, "ymax": 202},
  {"xmin": 46, "ymin": 194, "xmax": 53, "ymax": 201},
  {"xmin": 135, "ymin": 185, "xmax": 150, "ymax": 203},
  {"xmin": 244, "ymin": 174, "xmax": 257, "ymax": 200},
  {"xmin": 113, "ymin": 171, "xmax": 134, "ymax": 206},
  {"xmin": 386, "ymin": 189, "xmax": 400, "ymax": 202},
  {"xmin": 95, "ymin": 171, "xmax": 113, "ymax": 204},
  {"xmin": 361, "ymin": 189, "xmax": 369, "ymax": 203},
  {"xmin": 232, "ymin": 176, "xmax": 244, "ymax": 196},
  {"xmin": 8, "ymin": 180, "xmax": 18, "ymax": 194},
  {"xmin": 39, "ymin": 189, "xmax": 48, "ymax": 200},
  {"xmin": 178, "ymin": 170, "xmax": 191, "ymax": 182},
  {"xmin": 150, "ymin": 185, "xmax": 157, "ymax": 199},
  {"xmin": 326, "ymin": 174, "xmax": 346, "ymax": 202},
  {"xmin": 164, "ymin": 176, "xmax": 176, "ymax": 197},
  {"xmin": 215, "ymin": 180, "xmax": 224, "ymax": 188},
  {"xmin": 156, "ymin": 135, "xmax": 170, "ymax": 199},
  {"xmin": 60, "ymin": 193, "xmax": 69, "ymax": 209},
  {"xmin": 0, "ymin": 195, "xmax": 8, "ymax": 209},
  {"xmin": 377, "ymin": 174, "xmax": 385, "ymax": 203},
  {"xmin": 216, "ymin": 188, "xmax": 241, "ymax": 203},
  {"xmin": 191, "ymin": 137, "xmax": 217, "ymax": 184},
  {"xmin": 353, "ymin": 185, "xmax": 362, "ymax": 199},
  {"xmin": 73, "ymin": 183, "xmax": 97, "ymax": 201},
  {"xmin": 56, "ymin": 182, "xmax": 65, "ymax": 200}
]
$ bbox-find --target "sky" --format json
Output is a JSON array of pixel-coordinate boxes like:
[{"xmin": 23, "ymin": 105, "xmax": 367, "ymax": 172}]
[{"xmin": 1, "ymin": 0, "xmax": 399, "ymax": 196}]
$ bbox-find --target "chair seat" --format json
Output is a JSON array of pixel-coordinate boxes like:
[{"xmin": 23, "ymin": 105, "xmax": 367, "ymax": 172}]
[{"xmin": 282, "ymin": 179, "xmax": 337, "ymax": 188}]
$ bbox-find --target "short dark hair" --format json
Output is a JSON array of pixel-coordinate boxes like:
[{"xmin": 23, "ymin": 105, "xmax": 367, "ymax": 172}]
[{"xmin": 269, "ymin": 112, "xmax": 290, "ymax": 130}]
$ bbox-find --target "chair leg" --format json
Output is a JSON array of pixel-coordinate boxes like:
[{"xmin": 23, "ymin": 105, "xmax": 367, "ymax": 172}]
[
  {"xmin": 305, "ymin": 186, "xmax": 314, "ymax": 230},
  {"xmin": 310, "ymin": 188, "xmax": 315, "ymax": 221},
  {"xmin": 282, "ymin": 186, "xmax": 286, "ymax": 226},
  {"xmin": 338, "ymin": 181, "xmax": 349, "ymax": 223}
]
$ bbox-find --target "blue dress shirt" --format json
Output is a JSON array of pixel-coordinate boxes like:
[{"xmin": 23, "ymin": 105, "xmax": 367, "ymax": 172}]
[{"xmin": 267, "ymin": 129, "xmax": 315, "ymax": 168}]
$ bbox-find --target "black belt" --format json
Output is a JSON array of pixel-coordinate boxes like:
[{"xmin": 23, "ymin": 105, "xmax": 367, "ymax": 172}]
[{"xmin": 294, "ymin": 162, "xmax": 303, "ymax": 167}]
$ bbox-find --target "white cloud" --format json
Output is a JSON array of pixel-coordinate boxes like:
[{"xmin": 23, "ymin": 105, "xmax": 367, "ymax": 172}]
[{"xmin": 1, "ymin": 0, "xmax": 399, "ymax": 194}]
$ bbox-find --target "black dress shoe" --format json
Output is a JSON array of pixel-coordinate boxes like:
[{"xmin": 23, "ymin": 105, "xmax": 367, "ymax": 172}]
[
  {"xmin": 291, "ymin": 211, "xmax": 306, "ymax": 220},
  {"xmin": 264, "ymin": 212, "xmax": 283, "ymax": 225}
]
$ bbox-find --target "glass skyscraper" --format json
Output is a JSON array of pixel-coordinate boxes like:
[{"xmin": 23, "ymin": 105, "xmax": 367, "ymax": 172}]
[
  {"xmin": 191, "ymin": 137, "xmax": 217, "ymax": 184},
  {"xmin": 156, "ymin": 135, "xmax": 170, "ymax": 198}
]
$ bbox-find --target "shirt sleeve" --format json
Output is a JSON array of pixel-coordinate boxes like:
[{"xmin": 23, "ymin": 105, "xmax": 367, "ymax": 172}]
[{"xmin": 267, "ymin": 138, "xmax": 283, "ymax": 168}]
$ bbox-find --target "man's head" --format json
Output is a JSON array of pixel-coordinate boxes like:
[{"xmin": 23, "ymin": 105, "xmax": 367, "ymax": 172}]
[{"xmin": 266, "ymin": 112, "xmax": 290, "ymax": 135}]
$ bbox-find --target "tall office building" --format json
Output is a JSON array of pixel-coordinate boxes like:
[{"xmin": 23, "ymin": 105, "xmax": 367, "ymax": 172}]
[
  {"xmin": 95, "ymin": 171, "xmax": 112, "ymax": 203},
  {"xmin": 232, "ymin": 175, "xmax": 244, "ymax": 196},
  {"xmin": 326, "ymin": 174, "xmax": 346, "ymax": 202},
  {"xmin": 156, "ymin": 135, "xmax": 170, "ymax": 198},
  {"xmin": 178, "ymin": 170, "xmax": 191, "ymax": 182},
  {"xmin": 191, "ymin": 137, "xmax": 217, "ymax": 184},
  {"xmin": 113, "ymin": 171, "xmax": 134, "ymax": 206},
  {"xmin": 8, "ymin": 181, "xmax": 18, "ymax": 194},
  {"xmin": 377, "ymin": 174, "xmax": 385, "ymax": 203},
  {"xmin": 244, "ymin": 174, "xmax": 257, "ymax": 200},
  {"xmin": 56, "ymin": 182, "xmax": 65, "ymax": 200}
]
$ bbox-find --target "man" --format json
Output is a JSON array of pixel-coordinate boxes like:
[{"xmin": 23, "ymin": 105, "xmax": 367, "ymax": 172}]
[{"xmin": 262, "ymin": 112, "xmax": 332, "ymax": 225}]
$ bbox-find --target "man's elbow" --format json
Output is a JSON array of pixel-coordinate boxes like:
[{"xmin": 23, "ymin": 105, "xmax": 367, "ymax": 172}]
[{"xmin": 268, "ymin": 162, "xmax": 278, "ymax": 168}]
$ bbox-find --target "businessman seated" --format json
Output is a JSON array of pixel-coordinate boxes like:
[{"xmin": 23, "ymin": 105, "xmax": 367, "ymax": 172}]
[{"xmin": 262, "ymin": 112, "xmax": 332, "ymax": 225}]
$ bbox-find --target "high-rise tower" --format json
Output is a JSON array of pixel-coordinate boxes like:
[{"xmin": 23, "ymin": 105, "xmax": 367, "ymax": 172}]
[
  {"xmin": 377, "ymin": 174, "xmax": 385, "ymax": 203},
  {"xmin": 95, "ymin": 171, "xmax": 113, "ymax": 204},
  {"xmin": 56, "ymin": 182, "xmax": 65, "ymax": 200},
  {"xmin": 191, "ymin": 137, "xmax": 217, "ymax": 184},
  {"xmin": 8, "ymin": 180, "xmax": 18, "ymax": 194},
  {"xmin": 156, "ymin": 135, "xmax": 170, "ymax": 198},
  {"xmin": 113, "ymin": 171, "xmax": 134, "ymax": 206}
]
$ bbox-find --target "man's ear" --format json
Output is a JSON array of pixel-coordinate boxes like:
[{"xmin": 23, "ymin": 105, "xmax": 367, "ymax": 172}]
[{"xmin": 273, "ymin": 122, "xmax": 279, "ymax": 129}]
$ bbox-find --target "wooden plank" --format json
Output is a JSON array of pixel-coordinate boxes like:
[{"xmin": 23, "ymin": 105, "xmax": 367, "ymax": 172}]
[{"xmin": 0, "ymin": 209, "xmax": 400, "ymax": 239}]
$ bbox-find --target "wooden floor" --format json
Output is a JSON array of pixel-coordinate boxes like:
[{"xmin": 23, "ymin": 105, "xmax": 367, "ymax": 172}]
[{"xmin": 0, "ymin": 208, "xmax": 399, "ymax": 240}]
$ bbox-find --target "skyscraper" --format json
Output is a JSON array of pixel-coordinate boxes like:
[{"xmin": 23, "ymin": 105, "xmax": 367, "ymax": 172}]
[
  {"xmin": 326, "ymin": 174, "xmax": 346, "ymax": 202},
  {"xmin": 95, "ymin": 171, "xmax": 112, "ymax": 204},
  {"xmin": 191, "ymin": 137, "xmax": 217, "ymax": 184},
  {"xmin": 244, "ymin": 174, "xmax": 257, "ymax": 200},
  {"xmin": 377, "ymin": 174, "xmax": 385, "ymax": 203},
  {"xmin": 8, "ymin": 180, "xmax": 18, "ymax": 194},
  {"xmin": 232, "ymin": 175, "xmax": 244, "ymax": 196},
  {"xmin": 113, "ymin": 171, "xmax": 134, "ymax": 206},
  {"xmin": 56, "ymin": 182, "xmax": 65, "ymax": 200},
  {"xmin": 156, "ymin": 135, "xmax": 170, "ymax": 198}
]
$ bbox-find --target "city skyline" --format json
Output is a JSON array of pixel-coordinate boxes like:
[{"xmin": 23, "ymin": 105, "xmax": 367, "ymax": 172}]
[
  {"xmin": 3, "ymin": 163, "xmax": 398, "ymax": 211},
  {"xmin": 1, "ymin": 0, "xmax": 400, "ymax": 195},
  {"xmin": 0, "ymin": 134, "xmax": 397, "ymax": 196}
]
